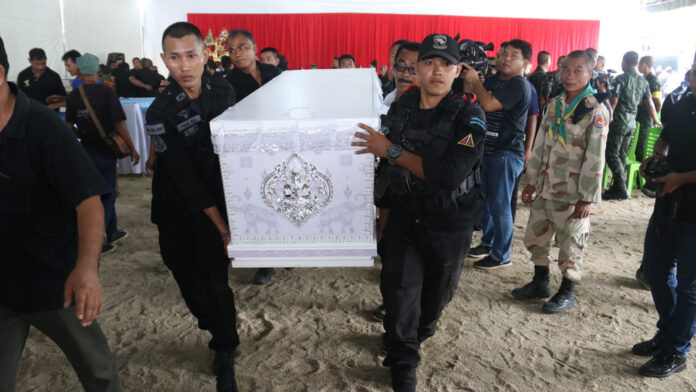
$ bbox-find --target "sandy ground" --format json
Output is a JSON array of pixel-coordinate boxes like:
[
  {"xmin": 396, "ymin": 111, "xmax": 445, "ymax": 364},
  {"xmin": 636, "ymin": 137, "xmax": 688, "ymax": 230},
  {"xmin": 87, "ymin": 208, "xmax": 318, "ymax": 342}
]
[{"xmin": 14, "ymin": 176, "xmax": 696, "ymax": 392}]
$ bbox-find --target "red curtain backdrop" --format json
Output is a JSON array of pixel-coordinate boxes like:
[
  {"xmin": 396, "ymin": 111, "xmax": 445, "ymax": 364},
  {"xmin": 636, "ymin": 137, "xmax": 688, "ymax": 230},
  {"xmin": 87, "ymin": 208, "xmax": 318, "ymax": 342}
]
[{"xmin": 188, "ymin": 13, "xmax": 600, "ymax": 70}]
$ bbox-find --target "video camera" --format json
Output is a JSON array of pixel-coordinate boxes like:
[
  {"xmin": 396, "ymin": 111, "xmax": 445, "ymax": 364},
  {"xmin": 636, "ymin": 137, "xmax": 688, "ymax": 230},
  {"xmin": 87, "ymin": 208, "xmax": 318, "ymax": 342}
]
[
  {"xmin": 642, "ymin": 157, "xmax": 672, "ymax": 198},
  {"xmin": 454, "ymin": 35, "xmax": 494, "ymax": 75},
  {"xmin": 593, "ymin": 69, "xmax": 618, "ymax": 94}
]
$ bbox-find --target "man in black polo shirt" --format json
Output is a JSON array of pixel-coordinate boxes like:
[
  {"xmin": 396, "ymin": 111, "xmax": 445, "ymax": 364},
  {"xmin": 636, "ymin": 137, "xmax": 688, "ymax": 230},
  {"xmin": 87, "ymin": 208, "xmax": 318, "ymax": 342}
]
[
  {"xmin": 225, "ymin": 28, "xmax": 281, "ymax": 285},
  {"xmin": 16, "ymin": 48, "xmax": 66, "ymax": 108},
  {"xmin": 148, "ymin": 22, "xmax": 239, "ymax": 391},
  {"xmin": 0, "ymin": 36, "xmax": 121, "ymax": 392},
  {"xmin": 632, "ymin": 63, "xmax": 696, "ymax": 378},
  {"xmin": 461, "ymin": 39, "xmax": 531, "ymax": 269},
  {"xmin": 225, "ymin": 29, "xmax": 281, "ymax": 103}
]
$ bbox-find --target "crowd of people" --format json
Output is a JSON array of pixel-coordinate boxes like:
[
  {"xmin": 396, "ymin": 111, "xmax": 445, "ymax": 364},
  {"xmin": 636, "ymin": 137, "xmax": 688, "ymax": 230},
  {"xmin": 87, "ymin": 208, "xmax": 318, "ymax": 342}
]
[{"xmin": 1, "ymin": 18, "xmax": 695, "ymax": 392}]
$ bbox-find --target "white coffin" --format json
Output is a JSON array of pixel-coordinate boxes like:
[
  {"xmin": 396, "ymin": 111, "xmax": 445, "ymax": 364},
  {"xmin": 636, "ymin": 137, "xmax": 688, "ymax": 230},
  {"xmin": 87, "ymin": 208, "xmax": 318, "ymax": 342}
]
[{"xmin": 210, "ymin": 69, "xmax": 382, "ymax": 268}]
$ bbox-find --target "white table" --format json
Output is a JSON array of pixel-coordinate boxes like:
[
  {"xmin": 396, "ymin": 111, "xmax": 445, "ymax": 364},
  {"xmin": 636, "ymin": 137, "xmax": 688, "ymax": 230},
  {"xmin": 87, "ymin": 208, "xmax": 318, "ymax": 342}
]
[{"xmin": 117, "ymin": 103, "xmax": 149, "ymax": 175}]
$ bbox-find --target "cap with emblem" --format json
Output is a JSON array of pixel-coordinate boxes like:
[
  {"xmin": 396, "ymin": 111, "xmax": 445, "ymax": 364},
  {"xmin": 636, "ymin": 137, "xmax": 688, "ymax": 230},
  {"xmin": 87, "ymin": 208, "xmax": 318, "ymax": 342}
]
[
  {"xmin": 419, "ymin": 34, "xmax": 460, "ymax": 65},
  {"xmin": 76, "ymin": 53, "xmax": 100, "ymax": 75}
]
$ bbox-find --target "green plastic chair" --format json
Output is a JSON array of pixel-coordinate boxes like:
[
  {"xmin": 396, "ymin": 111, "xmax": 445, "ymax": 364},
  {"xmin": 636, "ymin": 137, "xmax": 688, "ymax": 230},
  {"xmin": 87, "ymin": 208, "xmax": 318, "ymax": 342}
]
[
  {"xmin": 602, "ymin": 123, "xmax": 641, "ymax": 198},
  {"xmin": 638, "ymin": 127, "xmax": 663, "ymax": 188}
]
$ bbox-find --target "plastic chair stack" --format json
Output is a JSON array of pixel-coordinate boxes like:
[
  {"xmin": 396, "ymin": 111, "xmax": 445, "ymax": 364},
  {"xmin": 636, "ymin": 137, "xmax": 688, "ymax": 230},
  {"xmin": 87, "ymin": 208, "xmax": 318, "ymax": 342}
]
[
  {"xmin": 638, "ymin": 127, "xmax": 664, "ymax": 188},
  {"xmin": 602, "ymin": 124, "xmax": 641, "ymax": 199}
]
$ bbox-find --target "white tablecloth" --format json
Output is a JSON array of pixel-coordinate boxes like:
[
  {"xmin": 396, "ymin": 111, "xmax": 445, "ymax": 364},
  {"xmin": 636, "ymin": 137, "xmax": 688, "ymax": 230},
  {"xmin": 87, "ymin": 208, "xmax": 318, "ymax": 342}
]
[{"xmin": 117, "ymin": 103, "xmax": 149, "ymax": 175}]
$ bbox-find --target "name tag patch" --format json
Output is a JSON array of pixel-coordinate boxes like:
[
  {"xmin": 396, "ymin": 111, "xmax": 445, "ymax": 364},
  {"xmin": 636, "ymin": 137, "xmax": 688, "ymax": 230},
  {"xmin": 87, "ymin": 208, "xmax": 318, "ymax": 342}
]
[
  {"xmin": 183, "ymin": 125, "xmax": 199, "ymax": 137},
  {"xmin": 176, "ymin": 115, "xmax": 202, "ymax": 133},
  {"xmin": 146, "ymin": 122, "xmax": 166, "ymax": 136}
]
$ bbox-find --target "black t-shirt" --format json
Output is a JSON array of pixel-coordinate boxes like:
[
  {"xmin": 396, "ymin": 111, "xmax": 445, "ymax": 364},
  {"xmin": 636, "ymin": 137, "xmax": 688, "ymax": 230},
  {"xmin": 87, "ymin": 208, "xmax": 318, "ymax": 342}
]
[
  {"xmin": 113, "ymin": 68, "xmax": 138, "ymax": 98},
  {"xmin": 482, "ymin": 74, "xmax": 530, "ymax": 155},
  {"xmin": 657, "ymin": 94, "xmax": 696, "ymax": 222},
  {"xmin": 134, "ymin": 68, "xmax": 165, "ymax": 97},
  {"xmin": 527, "ymin": 67, "xmax": 546, "ymax": 99},
  {"xmin": 662, "ymin": 94, "xmax": 696, "ymax": 173},
  {"xmin": 146, "ymin": 73, "xmax": 236, "ymax": 225},
  {"xmin": 224, "ymin": 61, "xmax": 281, "ymax": 102},
  {"xmin": 0, "ymin": 83, "xmax": 111, "ymax": 313},
  {"xmin": 65, "ymin": 83, "xmax": 126, "ymax": 155},
  {"xmin": 381, "ymin": 88, "xmax": 486, "ymax": 229},
  {"xmin": 16, "ymin": 66, "xmax": 66, "ymax": 106}
]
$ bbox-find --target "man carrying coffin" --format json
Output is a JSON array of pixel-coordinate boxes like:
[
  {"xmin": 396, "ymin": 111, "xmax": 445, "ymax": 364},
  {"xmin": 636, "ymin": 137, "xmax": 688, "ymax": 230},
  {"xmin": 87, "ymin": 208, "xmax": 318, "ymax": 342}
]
[
  {"xmin": 145, "ymin": 22, "xmax": 239, "ymax": 392},
  {"xmin": 353, "ymin": 34, "xmax": 486, "ymax": 392}
]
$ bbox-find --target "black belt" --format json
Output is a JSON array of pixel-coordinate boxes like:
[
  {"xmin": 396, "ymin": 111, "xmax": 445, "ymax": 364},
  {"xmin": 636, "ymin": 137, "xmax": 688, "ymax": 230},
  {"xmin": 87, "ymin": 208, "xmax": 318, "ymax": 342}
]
[{"xmin": 458, "ymin": 167, "xmax": 482, "ymax": 194}]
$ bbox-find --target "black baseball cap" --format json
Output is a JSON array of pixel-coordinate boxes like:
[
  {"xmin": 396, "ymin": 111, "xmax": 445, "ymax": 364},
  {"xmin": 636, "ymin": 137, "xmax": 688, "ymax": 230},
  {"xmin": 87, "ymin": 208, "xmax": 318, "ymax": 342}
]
[
  {"xmin": 0, "ymin": 35, "xmax": 8, "ymax": 74},
  {"xmin": 418, "ymin": 34, "xmax": 459, "ymax": 65}
]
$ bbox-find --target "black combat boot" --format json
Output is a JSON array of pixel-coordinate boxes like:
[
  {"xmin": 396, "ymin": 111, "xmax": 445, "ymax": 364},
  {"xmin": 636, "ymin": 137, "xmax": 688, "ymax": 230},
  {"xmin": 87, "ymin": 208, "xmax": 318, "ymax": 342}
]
[
  {"xmin": 632, "ymin": 331, "xmax": 665, "ymax": 356},
  {"xmin": 542, "ymin": 277, "xmax": 576, "ymax": 313},
  {"xmin": 215, "ymin": 351, "xmax": 239, "ymax": 392},
  {"xmin": 391, "ymin": 366, "xmax": 417, "ymax": 392},
  {"xmin": 512, "ymin": 266, "xmax": 551, "ymax": 300},
  {"xmin": 639, "ymin": 347, "xmax": 687, "ymax": 378}
]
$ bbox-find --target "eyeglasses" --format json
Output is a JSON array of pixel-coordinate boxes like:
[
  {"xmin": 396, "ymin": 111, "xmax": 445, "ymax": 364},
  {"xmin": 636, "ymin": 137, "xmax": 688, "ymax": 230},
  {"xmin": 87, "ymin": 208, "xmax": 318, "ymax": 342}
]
[
  {"xmin": 393, "ymin": 64, "xmax": 417, "ymax": 75},
  {"xmin": 228, "ymin": 44, "xmax": 250, "ymax": 55}
]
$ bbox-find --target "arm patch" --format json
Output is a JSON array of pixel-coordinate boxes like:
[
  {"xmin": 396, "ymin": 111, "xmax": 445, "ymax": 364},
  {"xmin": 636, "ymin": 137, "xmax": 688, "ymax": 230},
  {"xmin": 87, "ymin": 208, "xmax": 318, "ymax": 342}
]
[{"xmin": 146, "ymin": 122, "xmax": 166, "ymax": 136}]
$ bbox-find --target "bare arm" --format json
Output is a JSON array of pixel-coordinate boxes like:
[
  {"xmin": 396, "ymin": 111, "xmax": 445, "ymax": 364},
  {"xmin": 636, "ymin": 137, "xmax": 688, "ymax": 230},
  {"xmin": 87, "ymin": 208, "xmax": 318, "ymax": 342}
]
[
  {"xmin": 203, "ymin": 206, "xmax": 231, "ymax": 250},
  {"xmin": 644, "ymin": 98, "xmax": 662, "ymax": 126},
  {"xmin": 394, "ymin": 150, "xmax": 425, "ymax": 180},
  {"xmin": 128, "ymin": 75, "xmax": 152, "ymax": 91},
  {"xmin": 146, "ymin": 139, "xmax": 156, "ymax": 172},
  {"xmin": 652, "ymin": 97, "xmax": 662, "ymax": 114},
  {"xmin": 352, "ymin": 123, "xmax": 425, "ymax": 180},
  {"xmin": 654, "ymin": 170, "xmax": 696, "ymax": 196},
  {"xmin": 524, "ymin": 115, "xmax": 537, "ymax": 168},
  {"xmin": 114, "ymin": 121, "xmax": 140, "ymax": 165},
  {"xmin": 64, "ymin": 195, "xmax": 104, "ymax": 326},
  {"xmin": 469, "ymin": 79, "xmax": 504, "ymax": 112},
  {"xmin": 610, "ymin": 96, "xmax": 618, "ymax": 112},
  {"xmin": 460, "ymin": 63, "xmax": 503, "ymax": 112}
]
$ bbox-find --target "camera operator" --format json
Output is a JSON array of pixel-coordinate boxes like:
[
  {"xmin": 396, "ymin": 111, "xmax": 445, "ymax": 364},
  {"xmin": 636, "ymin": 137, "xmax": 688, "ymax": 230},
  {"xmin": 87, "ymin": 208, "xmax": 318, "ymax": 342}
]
[
  {"xmin": 461, "ymin": 39, "xmax": 532, "ymax": 269},
  {"xmin": 352, "ymin": 33, "xmax": 485, "ymax": 392},
  {"xmin": 632, "ymin": 63, "xmax": 696, "ymax": 378}
]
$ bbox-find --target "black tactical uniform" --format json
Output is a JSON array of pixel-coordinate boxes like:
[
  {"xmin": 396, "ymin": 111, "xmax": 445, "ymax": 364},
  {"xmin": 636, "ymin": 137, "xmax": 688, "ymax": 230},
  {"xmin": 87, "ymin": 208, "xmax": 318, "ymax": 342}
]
[
  {"xmin": 145, "ymin": 73, "xmax": 239, "ymax": 354},
  {"xmin": 377, "ymin": 86, "xmax": 485, "ymax": 390}
]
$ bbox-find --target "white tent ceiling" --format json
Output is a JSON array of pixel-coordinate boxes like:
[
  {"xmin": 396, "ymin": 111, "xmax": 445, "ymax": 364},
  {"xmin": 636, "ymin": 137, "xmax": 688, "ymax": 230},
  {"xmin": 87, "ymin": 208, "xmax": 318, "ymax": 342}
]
[{"xmin": 3, "ymin": 0, "xmax": 691, "ymax": 83}]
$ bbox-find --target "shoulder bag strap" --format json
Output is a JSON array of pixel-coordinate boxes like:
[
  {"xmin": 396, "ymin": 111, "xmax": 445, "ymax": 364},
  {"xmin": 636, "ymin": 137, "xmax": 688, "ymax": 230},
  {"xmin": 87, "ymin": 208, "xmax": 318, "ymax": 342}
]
[{"xmin": 77, "ymin": 85, "xmax": 110, "ymax": 141}]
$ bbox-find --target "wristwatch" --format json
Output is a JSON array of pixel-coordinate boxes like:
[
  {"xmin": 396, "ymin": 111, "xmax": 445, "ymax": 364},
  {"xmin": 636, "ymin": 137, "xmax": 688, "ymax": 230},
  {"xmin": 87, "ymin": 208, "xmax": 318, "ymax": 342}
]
[{"xmin": 387, "ymin": 144, "xmax": 403, "ymax": 165}]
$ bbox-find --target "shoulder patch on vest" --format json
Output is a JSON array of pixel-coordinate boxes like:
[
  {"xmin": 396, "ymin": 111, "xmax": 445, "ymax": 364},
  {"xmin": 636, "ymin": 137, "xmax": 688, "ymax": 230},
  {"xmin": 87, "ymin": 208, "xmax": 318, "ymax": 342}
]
[
  {"xmin": 458, "ymin": 133, "xmax": 475, "ymax": 148},
  {"xmin": 593, "ymin": 114, "xmax": 607, "ymax": 128}
]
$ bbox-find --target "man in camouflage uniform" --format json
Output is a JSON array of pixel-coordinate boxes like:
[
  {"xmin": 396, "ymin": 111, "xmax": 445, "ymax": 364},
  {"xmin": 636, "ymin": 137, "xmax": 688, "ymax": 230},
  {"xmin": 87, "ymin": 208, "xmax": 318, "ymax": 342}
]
[
  {"xmin": 603, "ymin": 51, "xmax": 661, "ymax": 200},
  {"xmin": 512, "ymin": 51, "xmax": 610, "ymax": 314},
  {"xmin": 635, "ymin": 56, "xmax": 663, "ymax": 162}
]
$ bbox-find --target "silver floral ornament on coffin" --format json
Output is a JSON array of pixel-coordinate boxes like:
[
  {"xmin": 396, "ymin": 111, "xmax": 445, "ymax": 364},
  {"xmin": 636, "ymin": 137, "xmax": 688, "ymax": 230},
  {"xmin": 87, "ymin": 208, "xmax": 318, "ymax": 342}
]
[{"xmin": 261, "ymin": 152, "xmax": 334, "ymax": 226}]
